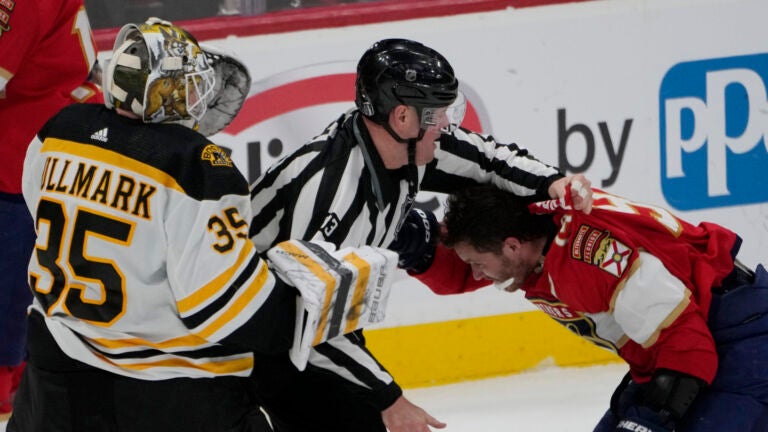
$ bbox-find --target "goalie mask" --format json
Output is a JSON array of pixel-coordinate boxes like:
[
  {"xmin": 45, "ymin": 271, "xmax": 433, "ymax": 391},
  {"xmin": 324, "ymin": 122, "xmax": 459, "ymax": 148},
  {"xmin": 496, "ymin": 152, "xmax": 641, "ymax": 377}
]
[
  {"xmin": 355, "ymin": 38, "xmax": 464, "ymax": 134},
  {"xmin": 103, "ymin": 18, "xmax": 216, "ymax": 128}
]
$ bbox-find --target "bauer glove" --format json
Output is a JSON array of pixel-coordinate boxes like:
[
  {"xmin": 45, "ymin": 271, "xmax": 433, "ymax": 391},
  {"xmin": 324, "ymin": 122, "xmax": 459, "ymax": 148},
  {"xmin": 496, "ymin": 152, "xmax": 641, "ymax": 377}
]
[
  {"xmin": 267, "ymin": 240, "xmax": 398, "ymax": 370},
  {"xmin": 388, "ymin": 208, "xmax": 439, "ymax": 274}
]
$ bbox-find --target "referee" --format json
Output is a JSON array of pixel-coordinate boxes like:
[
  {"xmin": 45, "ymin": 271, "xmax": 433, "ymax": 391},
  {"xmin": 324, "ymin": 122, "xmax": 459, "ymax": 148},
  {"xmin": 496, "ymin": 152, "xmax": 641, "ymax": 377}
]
[{"xmin": 248, "ymin": 38, "xmax": 593, "ymax": 432}]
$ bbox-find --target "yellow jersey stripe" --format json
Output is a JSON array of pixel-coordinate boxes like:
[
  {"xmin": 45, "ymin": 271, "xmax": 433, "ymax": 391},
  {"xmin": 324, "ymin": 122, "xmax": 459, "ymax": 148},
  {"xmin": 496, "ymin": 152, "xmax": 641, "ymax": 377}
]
[
  {"xmin": 90, "ymin": 333, "xmax": 210, "ymax": 350},
  {"xmin": 89, "ymin": 260, "xmax": 269, "ymax": 351},
  {"xmin": 197, "ymin": 261, "xmax": 271, "ymax": 340},
  {"xmin": 342, "ymin": 252, "xmax": 369, "ymax": 333},
  {"xmin": 42, "ymin": 137, "xmax": 185, "ymax": 194},
  {"xmin": 93, "ymin": 242, "xmax": 264, "ymax": 350},
  {"xmin": 93, "ymin": 350, "xmax": 254, "ymax": 374},
  {"xmin": 276, "ymin": 242, "xmax": 337, "ymax": 346},
  {"xmin": 177, "ymin": 240, "xmax": 255, "ymax": 314}
]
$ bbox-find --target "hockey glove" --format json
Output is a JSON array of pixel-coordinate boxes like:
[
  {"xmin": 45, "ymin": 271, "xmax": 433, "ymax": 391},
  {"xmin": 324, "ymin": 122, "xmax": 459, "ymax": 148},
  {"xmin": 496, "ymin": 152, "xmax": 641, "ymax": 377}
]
[
  {"xmin": 197, "ymin": 44, "xmax": 252, "ymax": 137},
  {"xmin": 615, "ymin": 405, "xmax": 673, "ymax": 432},
  {"xmin": 596, "ymin": 369, "xmax": 706, "ymax": 432},
  {"xmin": 594, "ymin": 372, "xmax": 638, "ymax": 432},
  {"xmin": 388, "ymin": 208, "xmax": 439, "ymax": 274},
  {"xmin": 267, "ymin": 240, "xmax": 398, "ymax": 370}
]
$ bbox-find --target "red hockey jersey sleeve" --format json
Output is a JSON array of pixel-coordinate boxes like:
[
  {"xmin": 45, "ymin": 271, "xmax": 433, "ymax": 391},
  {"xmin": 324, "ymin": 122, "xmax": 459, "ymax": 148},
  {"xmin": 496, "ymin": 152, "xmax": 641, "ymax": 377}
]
[
  {"xmin": 0, "ymin": 0, "xmax": 98, "ymax": 193},
  {"xmin": 413, "ymin": 244, "xmax": 488, "ymax": 295}
]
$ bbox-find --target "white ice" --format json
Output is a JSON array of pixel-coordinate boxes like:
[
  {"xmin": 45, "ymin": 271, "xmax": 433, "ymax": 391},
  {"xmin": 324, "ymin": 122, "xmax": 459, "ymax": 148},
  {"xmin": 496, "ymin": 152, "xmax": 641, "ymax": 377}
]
[
  {"xmin": 0, "ymin": 362, "xmax": 628, "ymax": 432},
  {"xmin": 405, "ymin": 363, "xmax": 627, "ymax": 432}
]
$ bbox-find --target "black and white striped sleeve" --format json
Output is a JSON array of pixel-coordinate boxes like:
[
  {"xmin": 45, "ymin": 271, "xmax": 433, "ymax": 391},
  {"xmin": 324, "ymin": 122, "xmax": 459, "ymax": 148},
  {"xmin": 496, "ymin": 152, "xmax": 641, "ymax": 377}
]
[
  {"xmin": 308, "ymin": 332, "xmax": 402, "ymax": 409},
  {"xmin": 422, "ymin": 127, "xmax": 563, "ymax": 199}
]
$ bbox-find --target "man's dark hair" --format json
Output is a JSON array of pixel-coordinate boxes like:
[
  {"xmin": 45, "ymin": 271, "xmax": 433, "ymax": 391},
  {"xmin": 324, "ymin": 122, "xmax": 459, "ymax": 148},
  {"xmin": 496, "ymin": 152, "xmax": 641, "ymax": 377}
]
[{"xmin": 442, "ymin": 185, "xmax": 557, "ymax": 253}]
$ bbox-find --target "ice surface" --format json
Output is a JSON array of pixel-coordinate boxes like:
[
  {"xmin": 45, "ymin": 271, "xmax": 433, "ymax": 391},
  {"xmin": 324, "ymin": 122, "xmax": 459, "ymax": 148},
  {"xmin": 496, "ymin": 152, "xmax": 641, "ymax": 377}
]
[{"xmin": 0, "ymin": 363, "xmax": 627, "ymax": 432}]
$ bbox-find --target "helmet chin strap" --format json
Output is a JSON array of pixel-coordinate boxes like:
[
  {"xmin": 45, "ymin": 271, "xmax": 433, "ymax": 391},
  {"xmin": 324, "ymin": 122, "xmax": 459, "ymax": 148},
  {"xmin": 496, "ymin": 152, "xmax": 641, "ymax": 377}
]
[
  {"xmin": 381, "ymin": 121, "xmax": 423, "ymax": 208},
  {"xmin": 382, "ymin": 121, "xmax": 424, "ymax": 144}
]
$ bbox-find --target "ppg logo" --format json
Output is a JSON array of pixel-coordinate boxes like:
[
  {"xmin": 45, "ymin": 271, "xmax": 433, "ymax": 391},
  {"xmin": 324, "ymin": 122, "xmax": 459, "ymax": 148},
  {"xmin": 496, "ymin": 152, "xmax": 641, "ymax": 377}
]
[{"xmin": 660, "ymin": 53, "xmax": 768, "ymax": 210}]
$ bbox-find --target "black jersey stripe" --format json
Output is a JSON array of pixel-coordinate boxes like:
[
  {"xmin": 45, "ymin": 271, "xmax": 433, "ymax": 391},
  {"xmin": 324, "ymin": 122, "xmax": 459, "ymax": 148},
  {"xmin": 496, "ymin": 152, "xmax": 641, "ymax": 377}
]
[
  {"xmin": 181, "ymin": 252, "xmax": 262, "ymax": 329},
  {"xmin": 80, "ymin": 332, "xmax": 250, "ymax": 360},
  {"xmin": 43, "ymin": 104, "xmax": 248, "ymax": 202},
  {"xmin": 311, "ymin": 332, "xmax": 389, "ymax": 388}
]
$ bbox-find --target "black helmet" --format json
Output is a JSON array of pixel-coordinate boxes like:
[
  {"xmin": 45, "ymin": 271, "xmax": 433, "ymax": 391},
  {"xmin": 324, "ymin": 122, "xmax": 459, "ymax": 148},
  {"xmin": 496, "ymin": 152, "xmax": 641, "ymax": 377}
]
[{"xmin": 355, "ymin": 39, "xmax": 459, "ymax": 126}]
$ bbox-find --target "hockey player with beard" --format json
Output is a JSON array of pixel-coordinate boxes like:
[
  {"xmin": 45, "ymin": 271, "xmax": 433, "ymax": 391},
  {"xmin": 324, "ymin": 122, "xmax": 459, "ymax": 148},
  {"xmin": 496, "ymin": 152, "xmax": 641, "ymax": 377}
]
[{"xmin": 396, "ymin": 184, "xmax": 768, "ymax": 431}]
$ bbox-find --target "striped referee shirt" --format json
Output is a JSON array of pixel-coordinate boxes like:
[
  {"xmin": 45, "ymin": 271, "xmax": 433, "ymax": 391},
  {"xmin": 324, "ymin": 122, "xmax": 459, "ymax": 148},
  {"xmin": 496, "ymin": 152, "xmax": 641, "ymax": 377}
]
[{"xmin": 249, "ymin": 109, "xmax": 562, "ymax": 408}]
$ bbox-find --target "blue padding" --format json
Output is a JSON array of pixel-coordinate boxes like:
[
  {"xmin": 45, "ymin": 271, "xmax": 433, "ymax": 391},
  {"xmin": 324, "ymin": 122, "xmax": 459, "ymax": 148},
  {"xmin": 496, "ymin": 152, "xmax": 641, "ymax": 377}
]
[
  {"xmin": 708, "ymin": 264, "xmax": 768, "ymax": 341},
  {"xmin": 680, "ymin": 390, "xmax": 768, "ymax": 432},
  {"xmin": 0, "ymin": 194, "xmax": 35, "ymax": 364},
  {"xmin": 684, "ymin": 263, "xmax": 768, "ymax": 429}
]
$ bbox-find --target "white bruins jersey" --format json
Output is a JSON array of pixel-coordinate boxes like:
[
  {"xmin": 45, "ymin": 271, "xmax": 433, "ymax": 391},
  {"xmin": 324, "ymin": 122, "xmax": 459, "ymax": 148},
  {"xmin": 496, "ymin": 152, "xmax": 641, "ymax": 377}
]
[{"xmin": 22, "ymin": 103, "xmax": 284, "ymax": 380}]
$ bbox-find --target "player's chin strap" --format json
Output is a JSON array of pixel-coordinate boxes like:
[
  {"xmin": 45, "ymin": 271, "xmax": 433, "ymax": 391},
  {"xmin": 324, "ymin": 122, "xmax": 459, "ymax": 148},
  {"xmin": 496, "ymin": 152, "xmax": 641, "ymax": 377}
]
[
  {"xmin": 382, "ymin": 122, "xmax": 423, "ymax": 206},
  {"xmin": 405, "ymin": 138, "xmax": 418, "ymax": 201}
]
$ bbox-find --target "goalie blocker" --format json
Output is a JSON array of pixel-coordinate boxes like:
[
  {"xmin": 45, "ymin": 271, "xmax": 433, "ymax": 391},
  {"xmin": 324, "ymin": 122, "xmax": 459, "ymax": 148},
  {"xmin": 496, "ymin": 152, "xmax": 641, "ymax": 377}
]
[{"xmin": 266, "ymin": 240, "xmax": 398, "ymax": 370}]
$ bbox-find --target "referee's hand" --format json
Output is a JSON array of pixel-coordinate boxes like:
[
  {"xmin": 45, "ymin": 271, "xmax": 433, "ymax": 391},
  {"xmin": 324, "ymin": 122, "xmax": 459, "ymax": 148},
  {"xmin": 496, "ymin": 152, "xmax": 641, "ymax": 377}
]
[
  {"xmin": 548, "ymin": 174, "xmax": 593, "ymax": 214},
  {"xmin": 382, "ymin": 395, "xmax": 447, "ymax": 432}
]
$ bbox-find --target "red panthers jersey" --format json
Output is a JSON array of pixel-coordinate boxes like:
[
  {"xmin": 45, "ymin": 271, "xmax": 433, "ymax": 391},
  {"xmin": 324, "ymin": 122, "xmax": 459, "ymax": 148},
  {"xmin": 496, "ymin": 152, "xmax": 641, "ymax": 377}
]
[
  {"xmin": 0, "ymin": 0, "xmax": 100, "ymax": 194},
  {"xmin": 416, "ymin": 190, "xmax": 739, "ymax": 385}
]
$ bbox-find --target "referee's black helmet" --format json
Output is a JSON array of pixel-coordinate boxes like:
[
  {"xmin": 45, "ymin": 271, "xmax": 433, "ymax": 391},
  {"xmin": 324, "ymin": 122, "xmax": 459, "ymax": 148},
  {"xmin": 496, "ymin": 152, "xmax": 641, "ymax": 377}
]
[{"xmin": 355, "ymin": 38, "xmax": 459, "ymax": 125}]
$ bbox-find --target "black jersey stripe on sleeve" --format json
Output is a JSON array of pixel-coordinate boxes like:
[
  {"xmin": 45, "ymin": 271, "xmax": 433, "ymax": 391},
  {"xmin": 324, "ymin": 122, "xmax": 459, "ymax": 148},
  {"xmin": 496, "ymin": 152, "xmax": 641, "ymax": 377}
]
[
  {"xmin": 311, "ymin": 332, "xmax": 390, "ymax": 389},
  {"xmin": 181, "ymin": 252, "xmax": 263, "ymax": 329},
  {"xmin": 301, "ymin": 152, "xmax": 352, "ymax": 242}
]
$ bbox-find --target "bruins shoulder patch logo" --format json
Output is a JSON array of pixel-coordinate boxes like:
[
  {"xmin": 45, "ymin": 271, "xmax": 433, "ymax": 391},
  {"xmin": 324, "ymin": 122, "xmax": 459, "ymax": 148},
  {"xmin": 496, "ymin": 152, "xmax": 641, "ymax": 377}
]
[
  {"xmin": 201, "ymin": 144, "xmax": 233, "ymax": 167},
  {"xmin": 572, "ymin": 224, "xmax": 632, "ymax": 278}
]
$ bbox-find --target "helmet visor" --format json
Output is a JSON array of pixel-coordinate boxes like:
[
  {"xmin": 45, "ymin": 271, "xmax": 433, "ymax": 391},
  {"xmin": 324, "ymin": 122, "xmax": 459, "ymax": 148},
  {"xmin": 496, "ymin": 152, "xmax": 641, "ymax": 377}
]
[{"xmin": 419, "ymin": 90, "xmax": 466, "ymax": 133}]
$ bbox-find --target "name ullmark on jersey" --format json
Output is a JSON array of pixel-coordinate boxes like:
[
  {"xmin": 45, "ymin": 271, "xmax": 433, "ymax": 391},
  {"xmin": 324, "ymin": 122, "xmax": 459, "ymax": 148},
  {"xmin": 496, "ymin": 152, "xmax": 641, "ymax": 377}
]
[
  {"xmin": 572, "ymin": 224, "xmax": 631, "ymax": 278},
  {"xmin": 40, "ymin": 154, "xmax": 157, "ymax": 220},
  {"xmin": 90, "ymin": 127, "xmax": 109, "ymax": 143},
  {"xmin": 201, "ymin": 144, "xmax": 233, "ymax": 167}
]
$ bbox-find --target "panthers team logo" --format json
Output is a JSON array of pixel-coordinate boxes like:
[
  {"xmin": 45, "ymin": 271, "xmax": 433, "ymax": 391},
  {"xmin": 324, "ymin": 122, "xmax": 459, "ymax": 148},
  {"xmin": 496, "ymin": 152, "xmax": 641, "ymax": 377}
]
[
  {"xmin": 572, "ymin": 224, "xmax": 631, "ymax": 278},
  {"xmin": 201, "ymin": 144, "xmax": 233, "ymax": 167},
  {"xmin": 528, "ymin": 297, "xmax": 618, "ymax": 353}
]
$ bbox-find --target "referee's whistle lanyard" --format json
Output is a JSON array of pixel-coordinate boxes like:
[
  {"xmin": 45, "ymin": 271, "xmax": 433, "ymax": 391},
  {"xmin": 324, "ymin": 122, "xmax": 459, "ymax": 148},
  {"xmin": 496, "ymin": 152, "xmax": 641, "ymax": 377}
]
[
  {"xmin": 356, "ymin": 113, "xmax": 421, "ymax": 210},
  {"xmin": 405, "ymin": 138, "xmax": 419, "ymax": 203},
  {"xmin": 391, "ymin": 139, "xmax": 419, "ymax": 237},
  {"xmin": 354, "ymin": 112, "xmax": 421, "ymax": 235}
]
